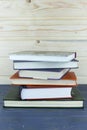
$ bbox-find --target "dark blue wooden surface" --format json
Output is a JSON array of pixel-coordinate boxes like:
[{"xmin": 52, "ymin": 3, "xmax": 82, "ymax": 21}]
[{"xmin": 0, "ymin": 85, "xmax": 87, "ymax": 130}]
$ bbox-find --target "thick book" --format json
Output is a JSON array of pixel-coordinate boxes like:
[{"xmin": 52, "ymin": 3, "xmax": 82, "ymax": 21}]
[
  {"xmin": 10, "ymin": 72, "xmax": 77, "ymax": 86},
  {"xmin": 13, "ymin": 60, "xmax": 78, "ymax": 69},
  {"xmin": 18, "ymin": 68, "xmax": 70, "ymax": 79},
  {"xmin": 9, "ymin": 51, "xmax": 76, "ymax": 62},
  {"xmin": 20, "ymin": 87, "xmax": 73, "ymax": 100},
  {"xmin": 3, "ymin": 87, "xmax": 84, "ymax": 108}
]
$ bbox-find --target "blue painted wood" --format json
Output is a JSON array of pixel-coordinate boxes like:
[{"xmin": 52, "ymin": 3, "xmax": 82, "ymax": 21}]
[{"xmin": 0, "ymin": 85, "xmax": 87, "ymax": 130}]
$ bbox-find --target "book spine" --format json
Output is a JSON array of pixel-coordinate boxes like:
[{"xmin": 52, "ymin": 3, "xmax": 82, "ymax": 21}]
[
  {"xmin": 20, "ymin": 84, "xmax": 78, "ymax": 88},
  {"xmin": 75, "ymin": 52, "xmax": 77, "ymax": 58}
]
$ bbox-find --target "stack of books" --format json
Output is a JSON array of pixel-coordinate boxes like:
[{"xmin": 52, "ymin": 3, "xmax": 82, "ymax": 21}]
[{"xmin": 3, "ymin": 51, "xmax": 84, "ymax": 108}]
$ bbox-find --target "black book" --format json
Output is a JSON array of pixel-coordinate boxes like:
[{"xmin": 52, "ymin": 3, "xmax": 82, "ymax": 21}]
[{"xmin": 3, "ymin": 87, "xmax": 84, "ymax": 108}]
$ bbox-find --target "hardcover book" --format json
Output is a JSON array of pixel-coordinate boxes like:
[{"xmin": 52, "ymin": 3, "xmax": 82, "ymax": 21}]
[
  {"xmin": 18, "ymin": 68, "xmax": 70, "ymax": 79},
  {"xmin": 10, "ymin": 72, "xmax": 77, "ymax": 86},
  {"xmin": 3, "ymin": 87, "xmax": 84, "ymax": 108},
  {"xmin": 9, "ymin": 51, "xmax": 76, "ymax": 62},
  {"xmin": 20, "ymin": 87, "xmax": 73, "ymax": 100},
  {"xmin": 13, "ymin": 60, "xmax": 78, "ymax": 69}
]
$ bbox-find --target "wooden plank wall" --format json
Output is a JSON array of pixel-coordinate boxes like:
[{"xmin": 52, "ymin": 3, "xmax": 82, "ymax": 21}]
[{"xmin": 0, "ymin": 0, "xmax": 87, "ymax": 84}]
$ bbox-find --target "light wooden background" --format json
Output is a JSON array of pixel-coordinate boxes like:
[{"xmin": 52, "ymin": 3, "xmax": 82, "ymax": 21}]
[{"xmin": 0, "ymin": 0, "xmax": 87, "ymax": 84}]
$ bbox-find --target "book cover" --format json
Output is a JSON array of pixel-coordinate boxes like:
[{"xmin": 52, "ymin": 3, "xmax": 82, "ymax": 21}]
[
  {"xmin": 10, "ymin": 51, "xmax": 76, "ymax": 62},
  {"xmin": 10, "ymin": 72, "xmax": 77, "ymax": 86},
  {"xmin": 3, "ymin": 87, "xmax": 84, "ymax": 108}
]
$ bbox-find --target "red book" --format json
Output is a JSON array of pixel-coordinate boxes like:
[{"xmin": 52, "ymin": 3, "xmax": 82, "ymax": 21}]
[{"xmin": 10, "ymin": 71, "xmax": 77, "ymax": 87}]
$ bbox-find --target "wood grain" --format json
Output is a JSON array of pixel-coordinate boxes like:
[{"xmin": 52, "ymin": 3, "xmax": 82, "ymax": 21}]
[
  {"xmin": 1, "ymin": 19, "xmax": 87, "ymax": 40},
  {"xmin": 0, "ymin": 0, "xmax": 87, "ymax": 18},
  {"xmin": 0, "ymin": 0, "xmax": 87, "ymax": 84},
  {"xmin": 0, "ymin": 41, "xmax": 87, "ymax": 57}
]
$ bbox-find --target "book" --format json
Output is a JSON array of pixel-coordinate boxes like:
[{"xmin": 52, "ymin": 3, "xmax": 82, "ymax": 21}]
[
  {"xmin": 20, "ymin": 87, "xmax": 73, "ymax": 100},
  {"xmin": 3, "ymin": 87, "xmax": 84, "ymax": 108},
  {"xmin": 9, "ymin": 51, "xmax": 76, "ymax": 62},
  {"xmin": 18, "ymin": 68, "xmax": 70, "ymax": 79},
  {"xmin": 13, "ymin": 60, "xmax": 78, "ymax": 69},
  {"xmin": 10, "ymin": 72, "xmax": 77, "ymax": 86}
]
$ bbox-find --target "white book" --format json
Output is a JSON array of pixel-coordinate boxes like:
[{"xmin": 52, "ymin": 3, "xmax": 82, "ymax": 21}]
[
  {"xmin": 21, "ymin": 87, "xmax": 72, "ymax": 100},
  {"xmin": 19, "ymin": 68, "xmax": 69, "ymax": 80},
  {"xmin": 10, "ymin": 51, "xmax": 76, "ymax": 62},
  {"xmin": 13, "ymin": 60, "xmax": 78, "ymax": 69}
]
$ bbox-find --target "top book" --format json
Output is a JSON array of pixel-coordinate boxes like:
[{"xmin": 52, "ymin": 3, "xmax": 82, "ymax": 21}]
[{"xmin": 9, "ymin": 51, "xmax": 76, "ymax": 62}]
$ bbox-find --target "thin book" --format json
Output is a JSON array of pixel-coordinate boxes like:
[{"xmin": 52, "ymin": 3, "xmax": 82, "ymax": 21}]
[
  {"xmin": 10, "ymin": 72, "xmax": 77, "ymax": 86},
  {"xmin": 18, "ymin": 68, "xmax": 70, "ymax": 80},
  {"xmin": 13, "ymin": 60, "xmax": 78, "ymax": 69},
  {"xmin": 10, "ymin": 51, "xmax": 76, "ymax": 62}
]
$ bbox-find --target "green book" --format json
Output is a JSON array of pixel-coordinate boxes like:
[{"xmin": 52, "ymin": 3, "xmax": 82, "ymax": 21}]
[{"xmin": 3, "ymin": 87, "xmax": 84, "ymax": 108}]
